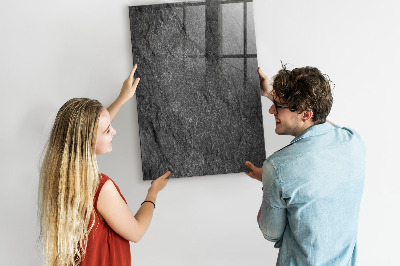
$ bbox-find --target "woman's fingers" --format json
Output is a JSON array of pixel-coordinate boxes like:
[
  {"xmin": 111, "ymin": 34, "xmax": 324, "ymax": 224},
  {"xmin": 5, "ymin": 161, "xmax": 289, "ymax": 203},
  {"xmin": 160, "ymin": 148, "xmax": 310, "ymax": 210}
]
[
  {"xmin": 130, "ymin": 64, "xmax": 138, "ymax": 79},
  {"xmin": 132, "ymin": 77, "xmax": 140, "ymax": 89},
  {"xmin": 160, "ymin": 171, "xmax": 171, "ymax": 180}
]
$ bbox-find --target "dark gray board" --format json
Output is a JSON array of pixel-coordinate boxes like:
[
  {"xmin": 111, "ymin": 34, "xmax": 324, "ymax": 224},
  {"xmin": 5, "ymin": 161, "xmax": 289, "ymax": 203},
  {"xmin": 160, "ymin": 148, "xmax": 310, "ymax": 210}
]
[{"xmin": 129, "ymin": 0, "xmax": 266, "ymax": 180}]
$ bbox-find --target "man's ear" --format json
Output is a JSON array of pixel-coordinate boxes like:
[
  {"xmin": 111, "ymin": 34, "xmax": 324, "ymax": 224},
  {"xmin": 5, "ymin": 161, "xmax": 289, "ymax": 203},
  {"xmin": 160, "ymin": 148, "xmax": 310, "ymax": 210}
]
[{"xmin": 302, "ymin": 109, "xmax": 313, "ymax": 122}]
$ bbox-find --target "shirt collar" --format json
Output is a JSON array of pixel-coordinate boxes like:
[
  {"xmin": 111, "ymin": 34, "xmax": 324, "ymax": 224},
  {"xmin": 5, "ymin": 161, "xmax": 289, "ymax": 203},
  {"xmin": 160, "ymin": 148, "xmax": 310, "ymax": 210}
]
[{"xmin": 290, "ymin": 122, "xmax": 334, "ymax": 144}]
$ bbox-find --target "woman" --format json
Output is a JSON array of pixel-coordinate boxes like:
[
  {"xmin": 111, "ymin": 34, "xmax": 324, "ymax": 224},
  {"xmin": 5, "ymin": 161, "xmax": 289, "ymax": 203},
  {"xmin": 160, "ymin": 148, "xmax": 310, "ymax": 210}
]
[{"xmin": 38, "ymin": 65, "xmax": 170, "ymax": 266}]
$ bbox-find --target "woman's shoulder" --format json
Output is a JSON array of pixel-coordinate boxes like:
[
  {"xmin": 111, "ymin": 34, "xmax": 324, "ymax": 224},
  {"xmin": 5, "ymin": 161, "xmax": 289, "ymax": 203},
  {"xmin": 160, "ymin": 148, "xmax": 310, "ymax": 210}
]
[
  {"xmin": 99, "ymin": 172, "xmax": 114, "ymax": 186},
  {"xmin": 97, "ymin": 173, "xmax": 127, "ymax": 203},
  {"xmin": 99, "ymin": 172, "xmax": 110, "ymax": 180},
  {"xmin": 95, "ymin": 173, "xmax": 112, "ymax": 203}
]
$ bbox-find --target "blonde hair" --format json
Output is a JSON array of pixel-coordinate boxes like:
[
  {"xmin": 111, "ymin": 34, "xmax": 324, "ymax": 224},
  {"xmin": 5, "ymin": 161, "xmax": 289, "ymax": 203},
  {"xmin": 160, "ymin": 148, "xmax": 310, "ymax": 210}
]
[{"xmin": 38, "ymin": 98, "xmax": 103, "ymax": 265}]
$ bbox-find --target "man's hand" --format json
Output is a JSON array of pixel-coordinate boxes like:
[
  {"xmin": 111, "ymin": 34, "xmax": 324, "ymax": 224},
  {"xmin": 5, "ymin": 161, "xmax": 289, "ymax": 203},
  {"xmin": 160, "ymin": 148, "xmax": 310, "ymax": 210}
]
[
  {"xmin": 258, "ymin": 67, "xmax": 274, "ymax": 101},
  {"xmin": 245, "ymin": 161, "xmax": 262, "ymax": 182}
]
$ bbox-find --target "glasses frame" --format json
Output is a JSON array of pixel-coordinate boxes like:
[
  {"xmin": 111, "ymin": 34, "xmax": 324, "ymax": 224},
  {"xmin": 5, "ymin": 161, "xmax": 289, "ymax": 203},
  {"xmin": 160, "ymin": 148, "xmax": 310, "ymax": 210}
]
[{"xmin": 273, "ymin": 100, "xmax": 291, "ymax": 114}]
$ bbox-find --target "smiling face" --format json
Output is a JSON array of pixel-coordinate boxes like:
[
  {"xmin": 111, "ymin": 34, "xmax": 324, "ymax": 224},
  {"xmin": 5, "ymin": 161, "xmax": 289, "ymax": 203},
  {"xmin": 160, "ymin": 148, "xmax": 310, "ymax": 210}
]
[
  {"xmin": 268, "ymin": 98, "xmax": 314, "ymax": 137},
  {"xmin": 95, "ymin": 108, "xmax": 116, "ymax": 155}
]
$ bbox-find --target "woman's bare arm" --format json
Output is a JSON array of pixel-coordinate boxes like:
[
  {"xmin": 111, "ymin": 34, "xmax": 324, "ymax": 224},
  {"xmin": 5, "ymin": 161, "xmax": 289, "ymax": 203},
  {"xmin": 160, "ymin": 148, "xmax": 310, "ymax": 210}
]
[{"xmin": 97, "ymin": 171, "xmax": 170, "ymax": 243}]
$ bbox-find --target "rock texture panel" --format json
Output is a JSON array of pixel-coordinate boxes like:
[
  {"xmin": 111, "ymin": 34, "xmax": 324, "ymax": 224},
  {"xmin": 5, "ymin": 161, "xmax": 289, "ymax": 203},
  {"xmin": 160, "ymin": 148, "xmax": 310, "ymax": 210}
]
[{"xmin": 129, "ymin": 0, "xmax": 265, "ymax": 180}]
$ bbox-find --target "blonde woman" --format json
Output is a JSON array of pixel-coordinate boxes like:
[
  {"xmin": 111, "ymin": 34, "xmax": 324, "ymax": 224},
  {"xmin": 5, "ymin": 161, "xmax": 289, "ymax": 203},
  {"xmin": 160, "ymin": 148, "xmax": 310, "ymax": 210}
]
[{"xmin": 38, "ymin": 65, "xmax": 170, "ymax": 266}]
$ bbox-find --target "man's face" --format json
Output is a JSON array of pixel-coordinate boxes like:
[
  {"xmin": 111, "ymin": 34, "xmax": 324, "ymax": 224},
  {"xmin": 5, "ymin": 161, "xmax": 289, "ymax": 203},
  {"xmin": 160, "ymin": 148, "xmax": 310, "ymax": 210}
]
[{"xmin": 268, "ymin": 98, "xmax": 305, "ymax": 137}]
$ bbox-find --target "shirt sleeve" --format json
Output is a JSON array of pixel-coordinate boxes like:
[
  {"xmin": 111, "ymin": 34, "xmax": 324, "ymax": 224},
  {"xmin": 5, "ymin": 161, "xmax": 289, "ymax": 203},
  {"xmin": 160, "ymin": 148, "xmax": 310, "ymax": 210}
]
[{"xmin": 258, "ymin": 160, "xmax": 287, "ymax": 246}]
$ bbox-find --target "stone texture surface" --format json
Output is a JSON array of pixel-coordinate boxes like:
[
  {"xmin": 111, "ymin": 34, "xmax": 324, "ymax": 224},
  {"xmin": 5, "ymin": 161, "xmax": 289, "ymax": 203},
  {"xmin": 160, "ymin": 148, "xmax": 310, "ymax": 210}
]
[{"xmin": 129, "ymin": 0, "xmax": 265, "ymax": 180}]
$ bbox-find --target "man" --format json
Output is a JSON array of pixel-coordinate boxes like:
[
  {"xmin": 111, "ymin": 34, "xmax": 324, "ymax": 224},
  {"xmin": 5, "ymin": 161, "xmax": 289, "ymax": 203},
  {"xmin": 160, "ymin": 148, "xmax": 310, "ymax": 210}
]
[{"xmin": 245, "ymin": 66, "xmax": 365, "ymax": 265}]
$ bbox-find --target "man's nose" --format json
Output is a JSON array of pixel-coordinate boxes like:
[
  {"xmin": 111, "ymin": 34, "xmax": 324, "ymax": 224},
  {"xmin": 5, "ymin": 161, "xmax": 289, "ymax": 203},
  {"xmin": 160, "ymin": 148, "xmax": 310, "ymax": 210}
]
[{"xmin": 269, "ymin": 104, "xmax": 276, "ymax": 115}]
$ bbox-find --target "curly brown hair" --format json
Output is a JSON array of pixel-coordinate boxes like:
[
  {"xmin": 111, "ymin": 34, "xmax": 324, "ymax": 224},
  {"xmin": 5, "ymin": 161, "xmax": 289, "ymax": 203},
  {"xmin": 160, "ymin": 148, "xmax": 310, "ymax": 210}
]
[{"xmin": 272, "ymin": 66, "xmax": 333, "ymax": 124}]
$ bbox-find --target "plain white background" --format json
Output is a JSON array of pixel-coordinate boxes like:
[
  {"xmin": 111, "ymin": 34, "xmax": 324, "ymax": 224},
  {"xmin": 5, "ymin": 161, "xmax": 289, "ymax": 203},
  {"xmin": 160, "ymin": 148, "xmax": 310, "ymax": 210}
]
[{"xmin": 1, "ymin": 0, "xmax": 399, "ymax": 265}]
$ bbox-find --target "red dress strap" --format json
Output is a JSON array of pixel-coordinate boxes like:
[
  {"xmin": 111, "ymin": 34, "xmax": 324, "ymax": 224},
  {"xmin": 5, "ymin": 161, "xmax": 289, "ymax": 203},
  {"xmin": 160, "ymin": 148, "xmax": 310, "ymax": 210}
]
[
  {"xmin": 81, "ymin": 173, "xmax": 131, "ymax": 266},
  {"xmin": 93, "ymin": 173, "xmax": 110, "ymax": 213}
]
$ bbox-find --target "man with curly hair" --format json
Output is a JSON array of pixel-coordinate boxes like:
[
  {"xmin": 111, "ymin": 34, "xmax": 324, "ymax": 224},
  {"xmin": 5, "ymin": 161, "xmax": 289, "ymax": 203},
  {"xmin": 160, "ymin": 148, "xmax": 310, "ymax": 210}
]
[{"xmin": 245, "ymin": 66, "xmax": 365, "ymax": 266}]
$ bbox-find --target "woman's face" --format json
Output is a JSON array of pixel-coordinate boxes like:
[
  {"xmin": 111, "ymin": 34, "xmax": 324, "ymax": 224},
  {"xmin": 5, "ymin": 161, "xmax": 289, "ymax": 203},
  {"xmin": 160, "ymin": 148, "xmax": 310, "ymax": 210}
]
[{"xmin": 96, "ymin": 108, "xmax": 116, "ymax": 155}]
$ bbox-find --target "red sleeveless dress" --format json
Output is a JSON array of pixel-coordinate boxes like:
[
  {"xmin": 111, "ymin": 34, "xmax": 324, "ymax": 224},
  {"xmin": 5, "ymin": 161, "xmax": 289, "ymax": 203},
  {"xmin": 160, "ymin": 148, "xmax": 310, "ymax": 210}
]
[{"xmin": 81, "ymin": 173, "xmax": 131, "ymax": 266}]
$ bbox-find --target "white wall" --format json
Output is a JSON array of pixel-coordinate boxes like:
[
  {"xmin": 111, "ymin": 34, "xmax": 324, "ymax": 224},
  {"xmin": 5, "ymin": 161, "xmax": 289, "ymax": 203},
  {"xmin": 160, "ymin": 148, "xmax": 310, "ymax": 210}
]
[{"xmin": 1, "ymin": 0, "xmax": 398, "ymax": 265}]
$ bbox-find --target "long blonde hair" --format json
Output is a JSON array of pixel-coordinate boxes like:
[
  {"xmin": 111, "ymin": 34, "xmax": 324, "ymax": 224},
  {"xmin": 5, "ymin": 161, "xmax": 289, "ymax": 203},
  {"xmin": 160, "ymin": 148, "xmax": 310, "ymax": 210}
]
[{"xmin": 39, "ymin": 98, "xmax": 103, "ymax": 265}]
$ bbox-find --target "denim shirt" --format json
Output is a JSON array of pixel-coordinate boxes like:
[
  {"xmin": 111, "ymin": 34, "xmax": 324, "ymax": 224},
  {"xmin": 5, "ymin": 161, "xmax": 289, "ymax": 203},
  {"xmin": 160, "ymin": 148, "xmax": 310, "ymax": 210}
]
[{"xmin": 258, "ymin": 122, "xmax": 365, "ymax": 266}]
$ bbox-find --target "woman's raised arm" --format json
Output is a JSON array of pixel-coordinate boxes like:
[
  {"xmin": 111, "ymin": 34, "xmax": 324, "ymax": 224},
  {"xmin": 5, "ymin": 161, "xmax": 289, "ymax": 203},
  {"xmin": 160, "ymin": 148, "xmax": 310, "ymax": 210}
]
[{"xmin": 107, "ymin": 65, "xmax": 140, "ymax": 122}]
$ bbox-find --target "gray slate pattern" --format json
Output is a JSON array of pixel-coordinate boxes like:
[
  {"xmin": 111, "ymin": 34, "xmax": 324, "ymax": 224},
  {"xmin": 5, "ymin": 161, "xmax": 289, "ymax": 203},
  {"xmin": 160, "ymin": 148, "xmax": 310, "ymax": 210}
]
[{"xmin": 129, "ymin": 0, "xmax": 266, "ymax": 180}]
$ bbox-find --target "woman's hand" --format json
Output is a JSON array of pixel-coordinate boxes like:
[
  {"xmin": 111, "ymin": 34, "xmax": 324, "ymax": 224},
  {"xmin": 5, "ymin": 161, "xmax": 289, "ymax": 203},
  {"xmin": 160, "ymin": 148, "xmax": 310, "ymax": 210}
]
[
  {"xmin": 149, "ymin": 171, "xmax": 170, "ymax": 195},
  {"xmin": 107, "ymin": 65, "xmax": 140, "ymax": 122},
  {"xmin": 119, "ymin": 64, "xmax": 140, "ymax": 102},
  {"xmin": 258, "ymin": 67, "xmax": 274, "ymax": 101}
]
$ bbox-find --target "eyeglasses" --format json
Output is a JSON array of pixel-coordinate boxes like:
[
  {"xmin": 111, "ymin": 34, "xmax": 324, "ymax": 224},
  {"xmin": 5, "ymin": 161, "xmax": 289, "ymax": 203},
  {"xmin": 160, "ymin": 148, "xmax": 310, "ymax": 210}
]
[{"xmin": 273, "ymin": 100, "xmax": 291, "ymax": 114}]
